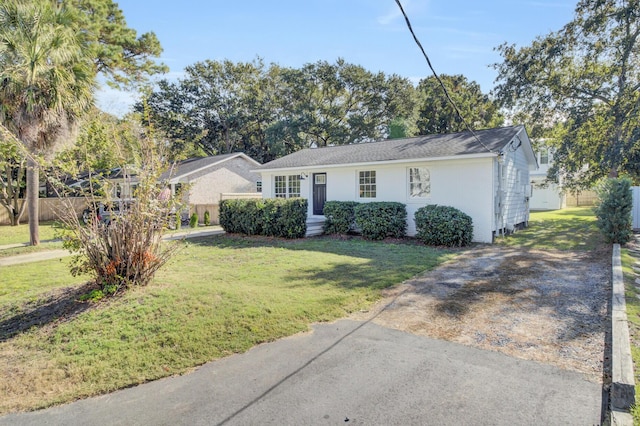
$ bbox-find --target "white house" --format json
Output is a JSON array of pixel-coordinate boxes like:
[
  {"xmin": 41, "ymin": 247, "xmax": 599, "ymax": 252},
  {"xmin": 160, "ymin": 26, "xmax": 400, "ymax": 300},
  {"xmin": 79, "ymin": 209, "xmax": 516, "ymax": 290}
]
[
  {"xmin": 257, "ymin": 125, "xmax": 538, "ymax": 243},
  {"xmin": 529, "ymin": 145, "xmax": 566, "ymax": 210},
  {"xmin": 160, "ymin": 153, "xmax": 262, "ymax": 223}
]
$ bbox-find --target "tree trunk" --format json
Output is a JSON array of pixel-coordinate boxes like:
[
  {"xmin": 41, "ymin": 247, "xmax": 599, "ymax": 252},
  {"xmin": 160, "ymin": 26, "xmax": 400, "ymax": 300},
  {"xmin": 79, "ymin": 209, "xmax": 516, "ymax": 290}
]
[{"xmin": 26, "ymin": 157, "xmax": 39, "ymax": 246}]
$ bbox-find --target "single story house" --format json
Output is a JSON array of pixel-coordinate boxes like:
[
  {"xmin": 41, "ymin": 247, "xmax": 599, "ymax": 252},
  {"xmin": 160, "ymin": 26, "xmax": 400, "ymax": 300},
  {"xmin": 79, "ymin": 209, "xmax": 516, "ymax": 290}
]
[
  {"xmin": 160, "ymin": 152, "xmax": 262, "ymax": 223},
  {"xmin": 256, "ymin": 125, "xmax": 537, "ymax": 243}
]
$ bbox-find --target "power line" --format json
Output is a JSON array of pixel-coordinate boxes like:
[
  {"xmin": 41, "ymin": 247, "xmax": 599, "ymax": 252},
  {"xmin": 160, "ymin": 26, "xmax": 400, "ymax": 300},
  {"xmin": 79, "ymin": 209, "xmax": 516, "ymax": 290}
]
[{"xmin": 394, "ymin": 0, "xmax": 494, "ymax": 153}]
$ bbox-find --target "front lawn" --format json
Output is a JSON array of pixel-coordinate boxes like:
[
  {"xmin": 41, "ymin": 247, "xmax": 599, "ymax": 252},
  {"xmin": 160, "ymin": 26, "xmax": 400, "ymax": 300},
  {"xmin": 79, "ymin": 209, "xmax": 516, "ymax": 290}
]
[{"xmin": 0, "ymin": 234, "xmax": 452, "ymax": 414}]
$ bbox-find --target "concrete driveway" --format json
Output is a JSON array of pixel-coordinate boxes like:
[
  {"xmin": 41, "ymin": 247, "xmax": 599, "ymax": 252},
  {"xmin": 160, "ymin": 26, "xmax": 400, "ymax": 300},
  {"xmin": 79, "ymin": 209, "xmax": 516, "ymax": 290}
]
[{"xmin": 0, "ymin": 319, "xmax": 602, "ymax": 426}]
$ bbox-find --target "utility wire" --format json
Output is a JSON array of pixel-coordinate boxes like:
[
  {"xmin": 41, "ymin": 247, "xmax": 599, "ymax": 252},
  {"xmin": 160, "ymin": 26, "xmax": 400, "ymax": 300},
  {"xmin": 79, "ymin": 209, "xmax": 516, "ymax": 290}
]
[{"xmin": 394, "ymin": 0, "xmax": 493, "ymax": 153}]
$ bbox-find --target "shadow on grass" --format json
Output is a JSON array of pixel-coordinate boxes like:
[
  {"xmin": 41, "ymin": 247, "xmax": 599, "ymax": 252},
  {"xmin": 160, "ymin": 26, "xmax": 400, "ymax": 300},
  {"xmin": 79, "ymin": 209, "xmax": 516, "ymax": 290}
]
[
  {"xmin": 0, "ymin": 282, "xmax": 97, "ymax": 343},
  {"xmin": 183, "ymin": 233, "xmax": 456, "ymax": 291}
]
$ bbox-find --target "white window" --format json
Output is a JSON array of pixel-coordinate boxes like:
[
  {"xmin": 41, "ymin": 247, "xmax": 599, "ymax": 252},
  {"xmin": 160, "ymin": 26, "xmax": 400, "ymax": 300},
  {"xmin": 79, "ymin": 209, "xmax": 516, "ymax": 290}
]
[
  {"xmin": 274, "ymin": 175, "xmax": 300, "ymax": 198},
  {"xmin": 540, "ymin": 150, "xmax": 549, "ymax": 165},
  {"xmin": 408, "ymin": 167, "xmax": 430, "ymax": 198},
  {"xmin": 359, "ymin": 171, "xmax": 376, "ymax": 198},
  {"xmin": 256, "ymin": 181, "xmax": 262, "ymax": 193}
]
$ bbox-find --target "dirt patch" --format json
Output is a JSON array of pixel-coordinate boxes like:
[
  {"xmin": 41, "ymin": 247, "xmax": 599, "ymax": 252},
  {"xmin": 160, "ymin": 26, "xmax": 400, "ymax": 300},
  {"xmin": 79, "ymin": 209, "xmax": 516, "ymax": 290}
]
[{"xmin": 350, "ymin": 244, "xmax": 611, "ymax": 383}]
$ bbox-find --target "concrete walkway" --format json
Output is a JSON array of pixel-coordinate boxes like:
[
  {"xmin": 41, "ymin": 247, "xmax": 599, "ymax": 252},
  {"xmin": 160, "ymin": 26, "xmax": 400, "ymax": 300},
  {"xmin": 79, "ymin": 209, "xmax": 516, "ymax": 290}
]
[
  {"xmin": 0, "ymin": 319, "xmax": 602, "ymax": 425},
  {"xmin": 0, "ymin": 227, "xmax": 224, "ymax": 266}
]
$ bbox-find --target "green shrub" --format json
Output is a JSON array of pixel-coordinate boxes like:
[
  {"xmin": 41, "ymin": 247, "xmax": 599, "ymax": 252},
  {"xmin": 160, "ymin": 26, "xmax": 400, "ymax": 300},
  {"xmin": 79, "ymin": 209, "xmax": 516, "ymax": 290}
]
[
  {"xmin": 203, "ymin": 210, "xmax": 210, "ymax": 226},
  {"xmin": 219, "ymin": 198, "xmax": 307, "ymax": 239},
  {"xmin": 219, "ymin": 199, "xmax": 263, "ymax": 235},
  {"xmin": 323, "ymin": 201, "xmax": 359, "ymax": 234},
  {"xmin": 414, "ymin": 205, "xmax": 473, "ymax": 247},
  {"xmin": 189, "ymin": 213, "xmax": 198, "ymax": 228},
  {"xmin": 354, "ymin": 202, "xmax": 407, "ymax": 240},
  {"xmin": 595, "ymin": 177, "xmax": 633, "ymax": 244}
]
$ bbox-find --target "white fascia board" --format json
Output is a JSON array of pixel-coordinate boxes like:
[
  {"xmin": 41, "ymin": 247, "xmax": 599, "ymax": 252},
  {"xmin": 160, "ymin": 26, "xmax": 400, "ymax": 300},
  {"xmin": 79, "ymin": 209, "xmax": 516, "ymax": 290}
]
[{"xmin": 253, "ymin": 152, "xmax": 497, "ymax": 174}]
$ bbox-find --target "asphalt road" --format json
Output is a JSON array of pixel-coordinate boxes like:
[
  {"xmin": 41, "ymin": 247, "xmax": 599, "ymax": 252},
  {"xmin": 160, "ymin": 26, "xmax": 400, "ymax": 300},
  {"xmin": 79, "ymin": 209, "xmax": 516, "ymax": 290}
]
[{"xmin": 0, "ymin": 319, "xmax": 603, "ymax": 426}]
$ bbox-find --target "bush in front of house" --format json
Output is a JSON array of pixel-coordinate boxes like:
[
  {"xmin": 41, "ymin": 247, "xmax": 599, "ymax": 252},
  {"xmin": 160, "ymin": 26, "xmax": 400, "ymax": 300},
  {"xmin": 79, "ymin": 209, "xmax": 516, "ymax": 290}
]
[
  {"xmin": 354, "ymin": 202, "xmax": 407, "ymax": 240},
  {"xmin": 414, "ymin": 205, "xmax": 473, "ymax": 247},
  {"xmin": 261, "ymin": 198, "xmax": 308, "ymax": 238},
  {"xmin": 189, "ymin": 213, "xmax": 198, "ymax": 228},
  {"xmin": 595, "ymin": 177, "xmax": 633, "ymax": 244},
  {"xmin": 323, "ymin": 201, "xmax": 359, "ymax": 234},
  {"xmin": 219, "ymin": 199, "xmax": 264, "ymax": 235},
  {"xmin": 204, "ymin": 210, "xmax": 210, "ymax": 226},
  {"xmin": 219, "ymin": 198, "xmax": 307, "ymax": 239}
]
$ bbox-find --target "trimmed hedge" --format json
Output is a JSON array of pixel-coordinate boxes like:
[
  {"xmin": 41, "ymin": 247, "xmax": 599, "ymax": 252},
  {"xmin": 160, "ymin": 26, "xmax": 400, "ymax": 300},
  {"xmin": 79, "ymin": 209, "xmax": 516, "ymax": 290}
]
[
  {"xmin": 414, "ymin": 205, "xmax": 473, "ymax": 247},
  {"xmin": 354, "ymin": 202, "xmax": 407, "ymax": 240},
  {"xmin": 595, "ymin": 177, "xmax": 633, "ymax": 244},
  {"xmin": 219, "ymin": 198, "xmax": 308, "ymax": 239},
  {"xmin": 323, "ymin": 201, "xmax": 359, "ymax": 234}
]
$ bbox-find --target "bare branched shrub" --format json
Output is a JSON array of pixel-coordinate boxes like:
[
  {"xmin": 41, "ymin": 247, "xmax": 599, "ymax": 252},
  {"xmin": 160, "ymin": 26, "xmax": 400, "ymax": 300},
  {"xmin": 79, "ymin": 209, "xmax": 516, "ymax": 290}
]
[{"xmin": 52, "ymin": 115, "xmax": 182, "ymax": 296}]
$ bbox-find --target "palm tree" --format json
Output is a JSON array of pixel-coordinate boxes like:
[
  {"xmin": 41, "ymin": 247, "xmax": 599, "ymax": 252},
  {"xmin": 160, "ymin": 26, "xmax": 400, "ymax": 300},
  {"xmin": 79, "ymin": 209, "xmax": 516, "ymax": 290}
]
[{"xmin": 0, "ymin": 0, "xmax": 95, "ymax": 245}]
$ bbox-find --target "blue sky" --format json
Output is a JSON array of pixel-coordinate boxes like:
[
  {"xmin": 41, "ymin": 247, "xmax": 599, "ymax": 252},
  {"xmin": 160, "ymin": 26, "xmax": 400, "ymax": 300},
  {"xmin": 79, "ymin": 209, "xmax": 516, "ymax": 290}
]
[{"xmin": 97, "ymin": 0, "xmax": 577, "ymax": 116}]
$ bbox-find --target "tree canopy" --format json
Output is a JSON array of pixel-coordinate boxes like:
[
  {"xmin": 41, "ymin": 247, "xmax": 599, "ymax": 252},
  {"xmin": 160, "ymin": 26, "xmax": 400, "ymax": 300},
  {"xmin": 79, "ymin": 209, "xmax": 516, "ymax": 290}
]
[
  {"xmin": 493, "ymin": 0, "xmax": 640, "ymax": 190},
  {"xmin": 415, "ymin": 74, "xmax": 503, "ymax": 135},
  {"xmin": 142, "ymin": 58, "xmax": 418, "ymax": 162}
]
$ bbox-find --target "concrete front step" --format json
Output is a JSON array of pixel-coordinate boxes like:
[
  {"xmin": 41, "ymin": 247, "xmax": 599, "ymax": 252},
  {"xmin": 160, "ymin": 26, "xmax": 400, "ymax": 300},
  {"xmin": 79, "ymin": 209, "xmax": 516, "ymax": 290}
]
[{"xmin": 306, "ymin": 218, "xmax": 325, "ymax": 237}]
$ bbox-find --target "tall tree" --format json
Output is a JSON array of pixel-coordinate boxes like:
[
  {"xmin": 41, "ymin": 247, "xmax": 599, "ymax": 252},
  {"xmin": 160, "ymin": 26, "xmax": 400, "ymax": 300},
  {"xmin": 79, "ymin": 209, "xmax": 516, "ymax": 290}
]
[
  {"xmin": 415, "ymin": 74, "xmax": 503, "ymax": 135},
  {"xmin": 0, "ymin": 0, "xmax": 166, "ymax": 244},
  {"xmin": 0, "ymin": 0, "xmax": 95, "ymax": 244},
  {"xmin": 144, "ymin": 59, "xmax": 269, "ymax": 160},
  {"xmin": 493, "ymin": 0, "xmax": 640, "ymax": 190},
  {"xmin": 279, "ymin": 59, "xmax": 415, "ymax": 147}
]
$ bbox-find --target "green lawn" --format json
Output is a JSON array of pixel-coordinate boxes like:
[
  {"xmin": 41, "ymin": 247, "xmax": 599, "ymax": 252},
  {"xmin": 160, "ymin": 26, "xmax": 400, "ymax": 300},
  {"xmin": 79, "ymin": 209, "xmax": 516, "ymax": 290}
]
[
  {"xmin": 0, "ymin": 234, "xmax": 453, "ymax": 414},
  {"xmin": 495, "ymin": 207, "xmax": 604, "ymax": 251},
  {"xmin": 621, "ymin": 248, "xmax": 640, "ymax": 423},
  {"xmin": 0, "ymin": 221, "xmax": 61, "ymax": 246}
]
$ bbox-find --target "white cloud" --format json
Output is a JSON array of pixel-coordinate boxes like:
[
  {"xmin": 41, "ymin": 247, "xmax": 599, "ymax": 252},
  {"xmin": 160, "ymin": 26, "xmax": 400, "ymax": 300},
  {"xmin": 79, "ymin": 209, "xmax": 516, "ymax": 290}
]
[{"xmin": 377, "ymin": 0, "xmax": 426, "ymax": 26}]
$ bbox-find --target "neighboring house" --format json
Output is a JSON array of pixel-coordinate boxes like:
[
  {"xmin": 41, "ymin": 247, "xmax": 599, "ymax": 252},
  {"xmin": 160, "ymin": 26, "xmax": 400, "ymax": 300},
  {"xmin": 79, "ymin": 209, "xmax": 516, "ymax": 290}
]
[
  {"xmin": 160, "ymin": 153, "xmax": 262, "ymax": 223},
  {"xmin": 529, "ymin": 145, "xmax": 566, "ymax": 210},
  {"xmin": 256, "ymin": 125, "xmax": 537, "ymax": 243}
]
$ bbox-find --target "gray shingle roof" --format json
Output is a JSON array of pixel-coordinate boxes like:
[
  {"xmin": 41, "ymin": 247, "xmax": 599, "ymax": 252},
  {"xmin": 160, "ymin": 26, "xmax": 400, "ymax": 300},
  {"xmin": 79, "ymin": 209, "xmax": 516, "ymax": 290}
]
[
  {"xmin": 259, "ymin": 126, "xmax": 524, "ymax": 170},
  {"xmin": 160, "ymin": 153, "xmax": 250, "ymax": 180}
]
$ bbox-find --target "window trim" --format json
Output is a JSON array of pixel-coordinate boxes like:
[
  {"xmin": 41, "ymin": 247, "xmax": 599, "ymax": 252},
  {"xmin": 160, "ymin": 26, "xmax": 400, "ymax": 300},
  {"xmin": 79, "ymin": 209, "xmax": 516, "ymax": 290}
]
[
  {"xmin": 407, "ymin": 167, "xmax": 431, "ymax": 199},
  {"xmin": 274, "ymin": 174, "xmax": 301, "ymax": 199},
  {"xmin": 358, "ymin": 170, "xmax": 377, "ymax": 199}
]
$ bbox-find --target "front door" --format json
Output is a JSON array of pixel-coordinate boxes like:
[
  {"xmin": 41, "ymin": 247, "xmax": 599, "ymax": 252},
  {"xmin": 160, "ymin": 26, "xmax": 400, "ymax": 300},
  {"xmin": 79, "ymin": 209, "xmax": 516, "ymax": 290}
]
[{"xmin": 312, "ymin": 173, "xmax": 327, "ymax": 215}]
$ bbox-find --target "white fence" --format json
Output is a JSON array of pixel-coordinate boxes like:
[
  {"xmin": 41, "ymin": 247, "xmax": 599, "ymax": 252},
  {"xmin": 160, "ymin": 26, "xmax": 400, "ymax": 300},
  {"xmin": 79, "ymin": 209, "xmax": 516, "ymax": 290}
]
[{"xmin": 633, "ymin": 187, "xmax": 640, "ymax": 230}]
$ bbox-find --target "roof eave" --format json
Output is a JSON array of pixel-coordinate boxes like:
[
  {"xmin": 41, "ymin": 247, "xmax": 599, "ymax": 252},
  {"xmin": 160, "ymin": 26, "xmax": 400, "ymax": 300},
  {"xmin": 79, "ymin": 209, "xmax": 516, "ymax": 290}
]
[{"xmin": 253, "ymin": 152, "xmax": 497, "ymax": 174}]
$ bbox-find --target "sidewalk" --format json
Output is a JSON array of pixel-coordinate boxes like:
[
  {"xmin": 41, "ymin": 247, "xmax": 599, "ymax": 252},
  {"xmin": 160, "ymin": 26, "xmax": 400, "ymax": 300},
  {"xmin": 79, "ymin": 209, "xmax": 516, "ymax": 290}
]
[{"xmin": 0, "ymin": 227, "xmax": 224, "ymax": 267}]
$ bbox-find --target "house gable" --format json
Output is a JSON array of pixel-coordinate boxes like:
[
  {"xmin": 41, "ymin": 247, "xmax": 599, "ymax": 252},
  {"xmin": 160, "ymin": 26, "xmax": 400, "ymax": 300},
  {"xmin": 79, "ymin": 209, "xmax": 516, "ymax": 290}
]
[{"xmin": 162, "ymin": 153, "xmax": 261, "ymax": 184}]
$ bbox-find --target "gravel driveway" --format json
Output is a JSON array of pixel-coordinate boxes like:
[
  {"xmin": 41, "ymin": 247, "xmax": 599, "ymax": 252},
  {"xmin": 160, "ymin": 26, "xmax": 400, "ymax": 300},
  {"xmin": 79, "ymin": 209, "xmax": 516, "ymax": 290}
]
[{"xmin": 351, "ymin": 244, "xmax": 611, "ymax": 383}]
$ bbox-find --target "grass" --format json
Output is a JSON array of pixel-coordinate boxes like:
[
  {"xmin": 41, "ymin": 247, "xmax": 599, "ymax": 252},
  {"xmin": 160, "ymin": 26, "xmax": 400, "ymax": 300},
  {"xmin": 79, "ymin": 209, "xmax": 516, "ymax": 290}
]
[
  {"xmin": 0, "ymin": 234, "xmax": 453, "ymax": 414},
  {"xmin": 0, "ymin": 221, "xmax": 61, "ymax": 246},
  {"xmin": 495, "ymin": 207, "xmax": 604, "ymax": 251},
  {"xmin": 621, "ymin": 246, "xmax": 640, "ymax": 423},
  {"xmin": 0, "ymin": 221, "xmax": 65, "ymax": 259}
]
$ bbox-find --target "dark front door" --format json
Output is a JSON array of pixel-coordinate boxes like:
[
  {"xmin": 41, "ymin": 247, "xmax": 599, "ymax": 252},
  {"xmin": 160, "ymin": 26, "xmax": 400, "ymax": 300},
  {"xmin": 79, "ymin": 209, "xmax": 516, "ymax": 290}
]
[{"xmin": 312, "ymin": 173, "xmax": 327, "ymax": 215}]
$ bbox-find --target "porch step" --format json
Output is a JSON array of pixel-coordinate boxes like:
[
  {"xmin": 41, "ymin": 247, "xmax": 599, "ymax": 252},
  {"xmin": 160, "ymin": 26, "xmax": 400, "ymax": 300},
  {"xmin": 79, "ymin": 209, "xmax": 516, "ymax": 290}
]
[{"xmin": 306, "ymin": 218, "xmax": 325, "ymax": 237}]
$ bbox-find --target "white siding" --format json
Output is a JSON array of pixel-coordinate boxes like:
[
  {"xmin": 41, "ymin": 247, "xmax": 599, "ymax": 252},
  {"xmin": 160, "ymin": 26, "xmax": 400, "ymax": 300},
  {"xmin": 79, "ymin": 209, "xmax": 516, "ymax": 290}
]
[
  {"xmin": 496, "ymin": 144, "xmax": 531, "ymax": 232},
  {"xmin": 262, "ymin": 157, "xmax": 496, "ymax": 243}
]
